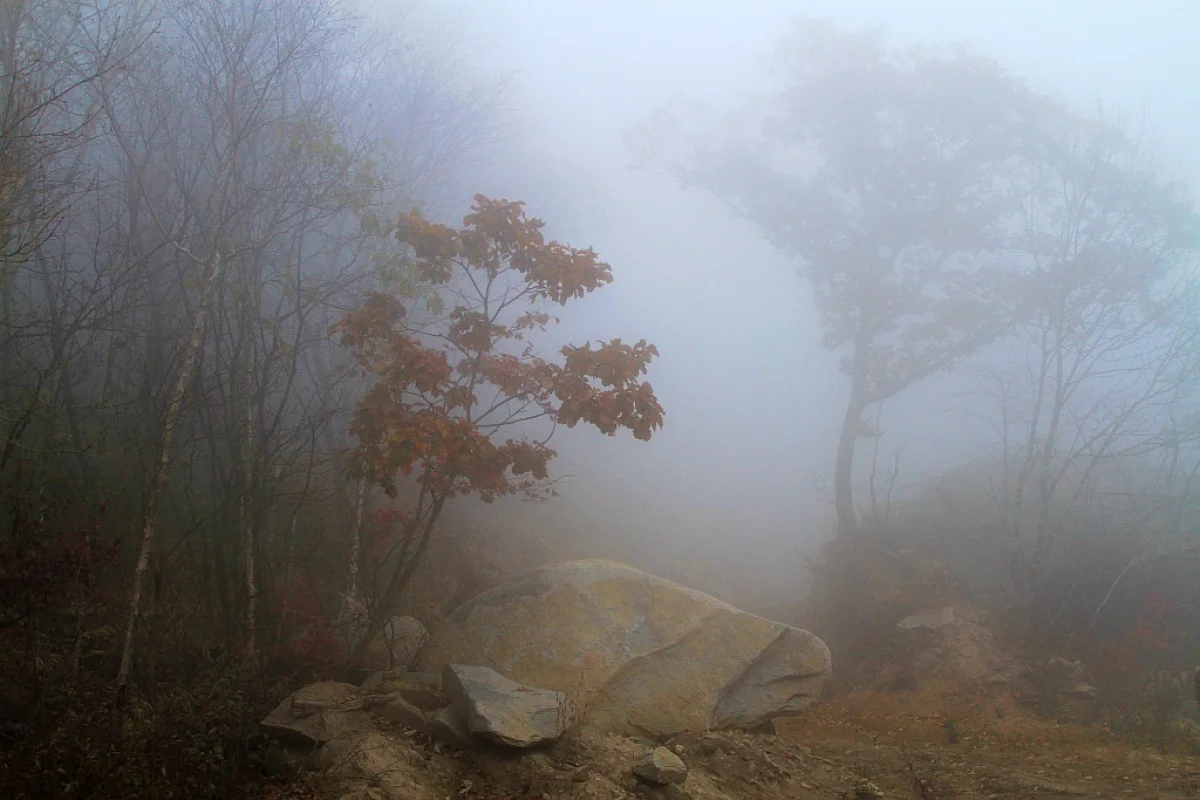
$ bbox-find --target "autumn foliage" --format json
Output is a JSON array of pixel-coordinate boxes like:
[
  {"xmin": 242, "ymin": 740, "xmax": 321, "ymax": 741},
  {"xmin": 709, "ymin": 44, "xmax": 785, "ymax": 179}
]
[
  {"xmin": 333, "ymin": 195, "xmax": 663, "ymax": 653},
  {"xmin": 338, "ymin": 194, "xmax": 663, "ymax": 497}
]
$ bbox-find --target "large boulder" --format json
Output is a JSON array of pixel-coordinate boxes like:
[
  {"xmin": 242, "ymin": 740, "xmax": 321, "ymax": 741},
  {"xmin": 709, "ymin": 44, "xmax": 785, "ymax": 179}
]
[{"xmin": 419, "ymin": 559, "xmax": 831, "ymax": 737}]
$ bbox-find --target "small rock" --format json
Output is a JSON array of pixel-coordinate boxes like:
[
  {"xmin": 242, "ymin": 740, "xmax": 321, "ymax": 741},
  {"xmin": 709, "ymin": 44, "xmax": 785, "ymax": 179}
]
[
  {"xmin": 633, "ymin": 746, "xmax": 689, "ymax": 785},
  {"xmin": 442, "ymin": 664, "xmax": 569, "ymax": 748}
]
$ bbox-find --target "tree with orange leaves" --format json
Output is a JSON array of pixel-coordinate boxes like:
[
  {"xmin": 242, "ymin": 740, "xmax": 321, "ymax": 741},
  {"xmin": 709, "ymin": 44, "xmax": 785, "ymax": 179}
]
[{"xmin": 335, "ymin": 195, "xmax": 664, "ymax": 664}]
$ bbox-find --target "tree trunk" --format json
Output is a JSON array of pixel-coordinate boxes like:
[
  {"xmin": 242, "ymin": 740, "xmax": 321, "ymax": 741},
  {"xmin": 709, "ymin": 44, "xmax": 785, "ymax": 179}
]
[
  {"xmin": 240, "ymin": 344, "xmax": 257, "ymax": 668},
  {"xmin": 835, "ymin": 339, "xmax": 870, "ymax": 539},
  {"xmin": 348, "ymin": 493, "xmax": 447, "ymax": 671},
  {"xmin": 112, "ymin": 248, "xmax": 224, "ymax": 725},
  {"xmin": 347, "ymin": 479, "xmax": 367, "ymax": 603},
  {"xmin": 834, "ymin": 400, "xmax": 863, "ymax": 538}
]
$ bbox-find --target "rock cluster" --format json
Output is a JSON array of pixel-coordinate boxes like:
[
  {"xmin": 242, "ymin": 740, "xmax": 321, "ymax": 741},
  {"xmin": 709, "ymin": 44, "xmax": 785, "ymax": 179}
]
[
  {"xmin": 258, "ymin": 664, "xmax": 574, "ymax": 798},
  {"xmin": 256, "ymin": 560, "xmax": 835, "ymax": 798},
  {"xmin": 262, "ymin": 663, "xmax": 572, "ymax": 752}
]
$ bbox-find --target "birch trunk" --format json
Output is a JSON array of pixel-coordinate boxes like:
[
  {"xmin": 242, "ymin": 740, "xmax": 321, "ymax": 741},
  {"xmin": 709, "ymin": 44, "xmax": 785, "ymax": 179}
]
[{"xmin": 113, "ymin": 248, "xmax": 224, "ymax": 717}]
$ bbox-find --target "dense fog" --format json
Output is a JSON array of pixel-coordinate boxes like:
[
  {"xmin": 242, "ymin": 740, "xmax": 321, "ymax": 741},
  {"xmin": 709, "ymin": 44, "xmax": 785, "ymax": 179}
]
[
  {"xmin": 430, "ymin": 0, "xmax": 1200, "ymax": 611},
  {"xmin": 2, "ymin": 0, "xmax": 1199, "ymax": 794}
]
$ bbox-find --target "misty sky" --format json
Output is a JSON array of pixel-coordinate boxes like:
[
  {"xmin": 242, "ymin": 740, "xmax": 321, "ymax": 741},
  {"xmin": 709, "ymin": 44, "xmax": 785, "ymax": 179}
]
[{"xmin": 400, "ymin": 1, "xmax": 1200, "ymax": 570}]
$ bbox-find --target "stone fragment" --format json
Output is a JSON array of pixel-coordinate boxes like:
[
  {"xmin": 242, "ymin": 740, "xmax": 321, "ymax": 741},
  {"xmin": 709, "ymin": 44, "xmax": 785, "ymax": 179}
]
[
  {"xmin": 442, "ymin": 663, "xmax": 569, "ymax": 748},
  {"xmin": 633, "ymin": 746, "xmax": 689, "ymax": 785}
]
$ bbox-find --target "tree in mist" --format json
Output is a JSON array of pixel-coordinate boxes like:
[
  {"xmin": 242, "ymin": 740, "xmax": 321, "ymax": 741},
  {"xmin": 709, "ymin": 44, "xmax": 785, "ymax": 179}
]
[
  {"xmin": 335, "ymin": 195, "xmax": 664, "ymax": 664},
  {"xmin": 96, "ymin": 0, "xmax": 387, "ymax": 708},
  {"xmin": 0, "ymin": 0, "xmax": 141, "ymax": 483},
  {"xmin": 630, "ymin": 19, "xmax": 1040, "ymax": 537},
  {"xmin": 842, "ymin": 104, "xmax": 1200, "ymax": 630},
  {"xmin": 972, "ymin": 111, "xmax": 1200, "ymax": 621}
]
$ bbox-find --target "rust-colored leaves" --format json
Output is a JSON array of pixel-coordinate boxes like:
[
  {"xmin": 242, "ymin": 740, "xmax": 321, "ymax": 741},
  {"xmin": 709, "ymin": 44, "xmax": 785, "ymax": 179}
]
[{"xmin": 335, "ymin": 195, "xmax": 663, "ymax": 500}]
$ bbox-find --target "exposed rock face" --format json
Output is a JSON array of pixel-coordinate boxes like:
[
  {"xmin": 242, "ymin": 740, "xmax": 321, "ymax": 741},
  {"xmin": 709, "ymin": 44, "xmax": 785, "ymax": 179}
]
[
  {"xmin": 713, "ymin": 626, "xmax": 831, "ymax": 728},
  {"xmin": 419, "ymin": 559, "xmax": 831, "ymax": 736},
  {"xmin": 442, "ymin": 663, "xmax": 570, "ymax": 747},
  {"xmin": 260, "ymin": 683, "xmax": 450, "ymax": 800}
]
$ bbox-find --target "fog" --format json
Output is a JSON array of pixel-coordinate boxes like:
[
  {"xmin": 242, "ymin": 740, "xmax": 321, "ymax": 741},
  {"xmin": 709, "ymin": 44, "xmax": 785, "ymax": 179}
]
[
  {"xmin": 399, "ymin": 0, "xmax": 1200, "ymax": 607},
  {"xmin": 5, "ymin": 0, "xmax": 1200, "ymax": 791}
]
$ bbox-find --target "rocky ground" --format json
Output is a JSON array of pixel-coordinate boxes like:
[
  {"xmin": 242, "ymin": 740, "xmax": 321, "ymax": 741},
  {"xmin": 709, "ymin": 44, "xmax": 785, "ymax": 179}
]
[
  {"xmin": 260, "ymin": 682, "xmax": 1200, "ymax": 800},
  {"xmin": 256, "ymin": 561, "xmax": 1200, "ymax": 799}
]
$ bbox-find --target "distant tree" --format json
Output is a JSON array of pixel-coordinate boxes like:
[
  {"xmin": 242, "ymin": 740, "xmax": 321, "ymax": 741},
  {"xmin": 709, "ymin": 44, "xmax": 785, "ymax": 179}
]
[
  {"xmin": 629, "ymin": 19, "xmax": 1042, "ymax": 537},
  {"xmin": 974, "ymin": 110, "xmax": 1200, "ymax": 622},
  {"xmin": 335, "ymin": 195, "xmax": 664, "ymax": 663}
]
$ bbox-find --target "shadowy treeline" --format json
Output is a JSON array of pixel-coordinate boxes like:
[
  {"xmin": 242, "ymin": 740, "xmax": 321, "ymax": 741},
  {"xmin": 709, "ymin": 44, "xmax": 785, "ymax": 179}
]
[{"xmin": 0, "ymin": 0, "xmax": 509, "ymax": 794}]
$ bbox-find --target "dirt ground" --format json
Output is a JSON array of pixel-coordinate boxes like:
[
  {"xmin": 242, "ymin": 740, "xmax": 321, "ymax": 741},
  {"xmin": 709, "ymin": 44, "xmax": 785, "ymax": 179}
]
[
  {"xmin": 281, "ymin": 686, "xmax": 1200, "ymax": 799},
  {"xmin": 773, "ymin": 688, "xmax": 1200, "ymax": 799}
]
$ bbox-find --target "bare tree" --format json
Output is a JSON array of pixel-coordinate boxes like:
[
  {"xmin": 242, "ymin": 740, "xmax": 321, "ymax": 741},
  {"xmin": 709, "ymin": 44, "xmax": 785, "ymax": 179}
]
[
  {"xmin": 0, "ymin": 0, "xmax": 142, "ymax": 475},
  {"xmin": 971, "ymin": 113, "xmax": 1200, "ymax": 623},
  {"xmin": 98, "ymin": 0, "xmax": 382, "ymax": 708}
]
